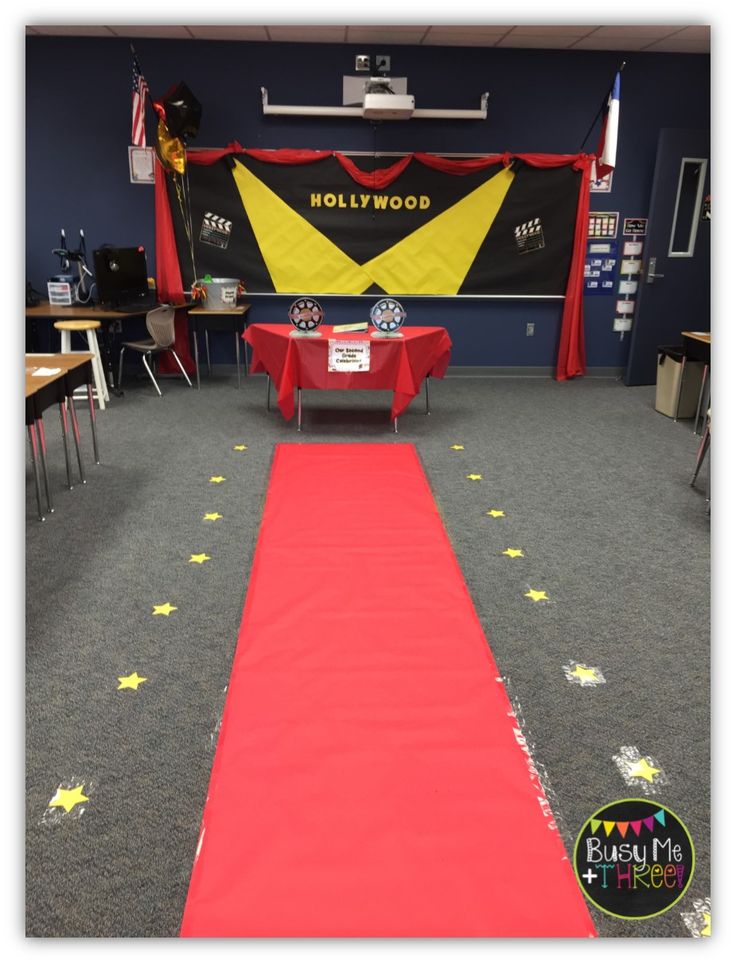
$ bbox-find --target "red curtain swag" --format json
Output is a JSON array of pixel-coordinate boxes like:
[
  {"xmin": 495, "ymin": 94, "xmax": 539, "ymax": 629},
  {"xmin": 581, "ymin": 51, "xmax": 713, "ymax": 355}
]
[{"xmin": 155, "ymin": 147, "xmax": 595, "ymax": 380}]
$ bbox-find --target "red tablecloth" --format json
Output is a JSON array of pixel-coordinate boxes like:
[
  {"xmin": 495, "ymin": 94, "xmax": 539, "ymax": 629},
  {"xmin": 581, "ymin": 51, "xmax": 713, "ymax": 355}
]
[{"xmin": 243, "ymin": 324, "xmax": 452, "ymax": 420}]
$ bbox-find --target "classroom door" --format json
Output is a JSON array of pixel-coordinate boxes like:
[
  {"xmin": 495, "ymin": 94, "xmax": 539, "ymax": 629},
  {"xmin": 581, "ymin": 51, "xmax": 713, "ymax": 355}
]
[{"xmin": 624, "ymin": 129, "xmax": 710, "ymax": 385}]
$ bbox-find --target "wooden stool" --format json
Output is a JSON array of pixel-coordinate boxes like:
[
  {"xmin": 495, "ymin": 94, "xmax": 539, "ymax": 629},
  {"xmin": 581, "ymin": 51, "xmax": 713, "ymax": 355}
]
[{"xmin": 53, "ymin": 320, "xmax": 109, "ymax": 410}]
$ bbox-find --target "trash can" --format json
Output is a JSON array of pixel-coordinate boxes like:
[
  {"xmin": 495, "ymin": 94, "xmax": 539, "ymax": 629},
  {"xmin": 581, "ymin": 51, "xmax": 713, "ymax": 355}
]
[{"xmin": 654, "ymin": 346, "xmax": 705, "ymax": 418}]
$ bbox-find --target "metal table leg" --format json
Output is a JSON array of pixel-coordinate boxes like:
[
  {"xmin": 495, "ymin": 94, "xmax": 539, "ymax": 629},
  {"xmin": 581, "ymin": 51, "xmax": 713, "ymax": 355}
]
[
  {"xmin": 87, "ymin": 383, "xmax": 100, "ymax": 464},
  {"xmin": 58, "ymin": 401, "xmax": 74, "ymax": 489},
  {"xmin": 27, "ymin": 424, "xmax": 46, "ymax": 521},
  {"xmin": 235, "ymin": 332, "xmax": 242, "ymax": 389},
  {"xmin": 193, "ymin": 331, "xmax": 201, "ymax": 390},
  {"xmin": 673, "ymin": 354, "xmax": 687, "ymax": 422},
  {"xmin": 36, "ymin": 416, "xmax": 54, "ymax": 513},
  {"xmin": 67, "ymin": 396, "xmax": 87, "ymax": 484},
  {"xmin": 205, "ymin": 330, "xmax": 212, "ymax": 376},
  {"xmin": 694, "ymin": 364, "xmax": 709, "ymax": 434}
]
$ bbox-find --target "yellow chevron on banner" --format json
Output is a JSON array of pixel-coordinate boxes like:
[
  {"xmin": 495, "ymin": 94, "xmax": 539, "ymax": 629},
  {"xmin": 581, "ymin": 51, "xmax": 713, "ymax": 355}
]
[
  {"xmin": 231, "ymin": 160, "xmax": 373, "ymax": 294},
  {"xmin": 361, "ymin": 166, "xmax": 516, "ymax": 295}
]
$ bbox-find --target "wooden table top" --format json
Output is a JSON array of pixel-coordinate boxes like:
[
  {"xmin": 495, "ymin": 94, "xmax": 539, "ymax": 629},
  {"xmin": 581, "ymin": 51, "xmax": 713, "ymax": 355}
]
[
  {"xmin": 25, "ymin": 353, "xmax": 94, "ymax": 396},
  {"xmin": 682, "ymin": 331, "xmax": 711, "ymax": 344},
  {"xmin": 27, "ymin": 301, "xmax": 190, "ymax": 320},
  {"xmin": 188, "ymin": 302, "xmax": 251, "ymax": 315}
]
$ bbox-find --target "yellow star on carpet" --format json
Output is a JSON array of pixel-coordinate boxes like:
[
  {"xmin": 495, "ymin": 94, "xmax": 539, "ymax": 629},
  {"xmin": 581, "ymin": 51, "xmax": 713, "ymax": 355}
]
[
  {"xmin": 203, "ymin": 512, "xmax": 223, "ymax": 521},
  {"xmin": 570, "ymin": 665, "xmax": 599, "ymax": 683},
  {"xmin": 701, "ymin": 912, "xmax": 711, "ymax": 937},
  {"xmin": 502, "ymin": 548, "xmax": 525, "ymax": 558},
  {"xmin": 189, "ymin": 553, "xmax": 211, "ymax": 564},
  {"xmin": 627, "ymin": 757, "xmax": 661, "ymax": 783},
  {"xmin": 466, "ymin": 474, "xmax": 483, "ymax": 481},
  {"xmin": 525, "ymin": 589, "xmax": 549, "ymax": 602},
  {"xmin": 49, "ymin": 784, "xmax": 89, "ymax": 814},
  {"xmin": 486, "ymin": 509, "xmax": 505, "ymax": 518},
  {"xmin": 209, "ymin": 475, "xmax": 226, "ymax": 483},
  {"xmin": 117, "ymin": 671, "xmax": 148, "ymax": 691},
  {"xmin": 232, "ymin": 444, "xmax": 248, "ymax": 451},
  {"xmin": 450, "ymin": 444, "xmax": 465, "ymax": 450},
  {"xmin": 152, "ymin": 602, "xmax": 177, "ymax": 616}
]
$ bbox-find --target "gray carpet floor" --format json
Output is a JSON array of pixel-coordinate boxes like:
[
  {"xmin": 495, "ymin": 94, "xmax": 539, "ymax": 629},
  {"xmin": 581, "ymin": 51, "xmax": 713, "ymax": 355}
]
[{"xmin": 25, "ymin": 367, "xmax": 711, "ymax": 939}]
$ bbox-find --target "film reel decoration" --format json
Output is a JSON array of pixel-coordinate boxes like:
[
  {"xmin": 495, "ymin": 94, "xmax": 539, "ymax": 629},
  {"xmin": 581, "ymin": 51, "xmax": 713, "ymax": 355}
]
[
  {"xmin": 370, "ymin": 298, "xmax": 406, "ymax": 335},
  {"xmin": 288, "ymin": 296, "xmax": 324, "ymax": 333}
]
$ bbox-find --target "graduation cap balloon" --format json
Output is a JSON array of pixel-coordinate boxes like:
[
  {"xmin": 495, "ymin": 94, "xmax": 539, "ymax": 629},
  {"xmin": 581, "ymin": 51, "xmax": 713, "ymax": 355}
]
[{"xmin": 161, "ymin": 82, "xmax": 202, "ymax": 141}]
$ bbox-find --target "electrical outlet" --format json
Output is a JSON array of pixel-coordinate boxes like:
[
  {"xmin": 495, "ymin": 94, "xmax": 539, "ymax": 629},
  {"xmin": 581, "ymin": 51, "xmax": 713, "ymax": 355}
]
[
  {"xmin": 526, "ymin": 323, "xmax": 535, "ymax": 336},
  {"xmin": 376, "ymin": 54, "xmax": 391, "ymax": 72},
  {"xmin": 355, "ymin": 54, "xmax": 370, "ymax": 72}
]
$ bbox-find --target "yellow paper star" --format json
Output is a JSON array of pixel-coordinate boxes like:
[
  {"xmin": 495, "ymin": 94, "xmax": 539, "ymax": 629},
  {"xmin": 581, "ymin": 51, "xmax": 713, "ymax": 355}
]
[
  {"xmin": 486, "ymin": 509, "xmax": 505, "ymax": 518},
  {"xmin": 209, "ymin": 475, "xmax": 226, "ymax": 483},
  {"xmin": 117, "ymin": 671, "xmax": 148, "ymax": 691},
  {"xmin": 502, "ymin": 548, "xmax": 525, "ymax": 558},
  {"xmin": 203, "ymin": 512, "xmax": 222, "ymax": 521},
  {"xmin": 189, "ymin": 553, "xmax": 211, "ymax": 564},
  {"xmin": 49, "ymin": 784, "xmax": 89, "ymax": 814},
  {"xmin": 152, "ymin": 602, "xmax": 177, "ymax": 616},
  {"xmin": 466, "ymin": 474, "xmax": 483, "ymax": 481},
  {"xmin": 627, "ymin": 757, "xmax": 661, "ymax": 783},
  {"xmin": 700, "ymin": 912, "xmax": 711, "ymax": 937},
  {"xmin": 570, "ymin": 665, "xmax": 599, "ymax": 683},
  {"xmin": 525, "ymin": 589, "xmax": 549, "ymax": 602},
  {"xmin": 232, "ymin": 445, "xmax": 248, "ymax": 451},
  {"xmin": 450, "ymin": 444, "xmax": 465, "ymax": 450}
]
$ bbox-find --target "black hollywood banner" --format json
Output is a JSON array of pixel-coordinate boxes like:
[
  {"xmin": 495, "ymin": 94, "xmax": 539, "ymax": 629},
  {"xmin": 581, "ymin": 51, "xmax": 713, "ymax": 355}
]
[{"xmin": 167, "ymin": 150, "xmax": 581, "ymax": 297}]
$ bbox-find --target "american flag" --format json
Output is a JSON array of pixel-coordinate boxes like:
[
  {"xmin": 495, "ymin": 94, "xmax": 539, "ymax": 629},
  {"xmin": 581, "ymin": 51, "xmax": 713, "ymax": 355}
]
[{"xmin": 131, "ymin": 53, "xmax": 148, "ymax": 147}]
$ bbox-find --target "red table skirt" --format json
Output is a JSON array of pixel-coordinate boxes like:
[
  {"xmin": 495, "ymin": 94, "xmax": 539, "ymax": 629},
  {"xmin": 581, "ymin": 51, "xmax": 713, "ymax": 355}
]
[{"xmin": 244, "ymin": 324, "xmax": 452, "ymax": 420}]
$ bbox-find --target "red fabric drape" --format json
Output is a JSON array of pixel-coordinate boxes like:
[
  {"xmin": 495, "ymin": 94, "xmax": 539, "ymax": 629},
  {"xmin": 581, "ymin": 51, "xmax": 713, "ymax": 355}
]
[
  {"xmin": 555, "ymin": 155, "xmax": 593, "ymax": 381},
  {"xmin": 154, "ymin": 157, "xmax": 195, "ymax": 373},
  {"xmin": 154, "ymin": 148, "xmax": 594, "ymax": 380}
]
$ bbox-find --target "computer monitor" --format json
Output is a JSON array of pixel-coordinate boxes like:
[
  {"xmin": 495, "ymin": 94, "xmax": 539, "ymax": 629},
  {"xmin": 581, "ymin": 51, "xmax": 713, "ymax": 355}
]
[{"xmin": 93, "ymin": 246, "xmax": 150, "ymax": 306}]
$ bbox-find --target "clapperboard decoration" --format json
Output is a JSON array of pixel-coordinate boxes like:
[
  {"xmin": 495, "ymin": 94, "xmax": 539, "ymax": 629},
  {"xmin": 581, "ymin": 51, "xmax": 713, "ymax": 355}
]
[
  {"xmin": 200, "ymin": 212, "xmax": 233, "ymax": 250},
  {"xmin": 514, "ymin": 217, "xmax": 545, "ymax": 254}
]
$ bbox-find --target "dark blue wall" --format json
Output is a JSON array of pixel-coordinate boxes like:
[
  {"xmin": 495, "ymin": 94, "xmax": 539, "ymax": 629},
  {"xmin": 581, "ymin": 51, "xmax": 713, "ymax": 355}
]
[{"xmin": 26, "ymin": 36, "xmax": 709, "ymax": 367}]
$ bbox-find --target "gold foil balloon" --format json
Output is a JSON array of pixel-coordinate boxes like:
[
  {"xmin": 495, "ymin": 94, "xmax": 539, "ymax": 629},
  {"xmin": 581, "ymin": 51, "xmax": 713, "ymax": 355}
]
[{"xmin": 156, "ymin": 117, "xmax": 186, "ymax": 175}]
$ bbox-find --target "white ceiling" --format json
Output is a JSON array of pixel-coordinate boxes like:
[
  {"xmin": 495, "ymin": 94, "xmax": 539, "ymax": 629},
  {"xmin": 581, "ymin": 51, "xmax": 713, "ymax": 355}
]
[{"xmin": 25, "ymin": 23, "xmax": 710, "ymax": 53}]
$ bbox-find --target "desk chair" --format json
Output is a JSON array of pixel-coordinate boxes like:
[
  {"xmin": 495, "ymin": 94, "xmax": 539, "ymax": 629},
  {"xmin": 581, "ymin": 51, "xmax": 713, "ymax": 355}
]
[
  {"xmin": 118, "ymin": 306, "xmax": 193, "ymax": 396},
  {"xmin": 53, "ymin": 319, "xmax": 109, "ymax": 410}
]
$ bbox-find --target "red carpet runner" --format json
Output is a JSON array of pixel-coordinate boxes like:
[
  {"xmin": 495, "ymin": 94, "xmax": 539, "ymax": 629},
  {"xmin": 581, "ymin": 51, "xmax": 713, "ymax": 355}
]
[{"xmin": 181, "ymin": 444, "xmax": 596, "ymax": 937}]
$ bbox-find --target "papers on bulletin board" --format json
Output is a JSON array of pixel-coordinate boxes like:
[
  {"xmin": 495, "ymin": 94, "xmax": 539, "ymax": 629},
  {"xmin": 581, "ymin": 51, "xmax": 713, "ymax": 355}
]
[
  {"xmin": 623, "ymin": 241, "xmax": 643, "ymax": 256},
  {"xmin": 621, "ymin": 259, "xmax": 642, "ymax": 274},
  {"xmin": 616, "ymin": 300, "xmax": 635, "ymax": 315},
  {"xmin": 614, "ymin": 317, "xmax": 633, "ymax": 332},
  {"xmin": 619, "ymin": 279, "xmax": 639, "ymax": 295}
]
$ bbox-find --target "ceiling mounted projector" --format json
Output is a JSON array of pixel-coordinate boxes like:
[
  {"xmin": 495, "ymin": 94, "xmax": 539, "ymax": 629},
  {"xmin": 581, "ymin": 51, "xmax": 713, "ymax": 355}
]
[{"xmin": 362, "ymin": 93, "xmax": 415, "ymax": 120}]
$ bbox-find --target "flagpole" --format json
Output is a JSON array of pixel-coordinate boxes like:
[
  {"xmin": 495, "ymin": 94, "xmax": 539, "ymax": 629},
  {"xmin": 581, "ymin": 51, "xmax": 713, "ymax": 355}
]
[
  {"xmin": 130, "ymin": 43, "xmax": 156, "ymax": 111},
  {"xmin": 579, "ymin": 61, "xmax": 626, "ymax": 150}
]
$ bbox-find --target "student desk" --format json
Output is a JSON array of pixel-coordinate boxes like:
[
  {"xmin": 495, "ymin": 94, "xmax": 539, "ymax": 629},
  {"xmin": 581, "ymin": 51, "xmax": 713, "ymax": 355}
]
[
  {"xmin": 25, "ymin": 353, "xmax": 100, "ymax": 520},
  {"xmin": 187, "ymin": 303, "xmax": 251, "ymax": 389}
]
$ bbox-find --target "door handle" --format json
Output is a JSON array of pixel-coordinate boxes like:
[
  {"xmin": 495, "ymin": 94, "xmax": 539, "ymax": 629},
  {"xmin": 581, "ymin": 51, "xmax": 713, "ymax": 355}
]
[{"xmin": 646, "ymin": 257, "xmax": 665, "ymax": 284}]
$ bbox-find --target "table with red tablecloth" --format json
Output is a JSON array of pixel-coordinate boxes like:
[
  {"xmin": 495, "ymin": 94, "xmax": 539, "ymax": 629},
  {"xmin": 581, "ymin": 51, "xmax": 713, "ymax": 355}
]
[{"xmin": 243, "ymin": 324, "xmax": 452, "ymax": 423}]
